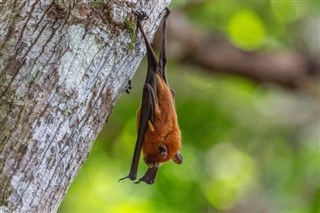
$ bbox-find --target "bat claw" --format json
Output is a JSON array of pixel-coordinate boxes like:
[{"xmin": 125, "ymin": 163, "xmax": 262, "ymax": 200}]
[
  {"xmin": 134, "ymin": 178, "xmax": 154, "ymax": 185},
  {"xmin": 125, "ymin": 79, "xmax": 132, "ymax": 94},
  {"xmin": 134, "ymin": 180, "xmax": 141, "ymax": 184},
  {"xmin": 118, "ymin": 173, "xmax": 137, "ymax": 183},
  {"xmin": 135, "ymin": 11, "xmax": 148, "ymax": 20},
  {"xmin": 119, "ymin": 176, "xmax": 154, "ymax": 184},
  {"xmin": 118, "ymin": 176, "xmax": 129, "ymax": 182},
  {"xmin": 164, "ymin": 7, "xmax": 171, "ymax": 17}
]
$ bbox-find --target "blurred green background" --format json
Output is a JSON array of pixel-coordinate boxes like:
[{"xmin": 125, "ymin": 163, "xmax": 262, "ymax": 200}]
[{"xmin": 59, "ymin": 1, "xmax": 319, "ymax": 212}]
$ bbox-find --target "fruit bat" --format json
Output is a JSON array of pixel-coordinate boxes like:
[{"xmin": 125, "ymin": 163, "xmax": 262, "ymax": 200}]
[{"xmin": 119, "ymin": 8, "xmax": 183, "ymax": 184}]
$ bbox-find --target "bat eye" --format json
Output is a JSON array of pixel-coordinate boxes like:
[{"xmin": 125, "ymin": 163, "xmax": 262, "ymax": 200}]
[{"xmin": 159, "ymin": 144, "xmax": 168, "ymax": 158}]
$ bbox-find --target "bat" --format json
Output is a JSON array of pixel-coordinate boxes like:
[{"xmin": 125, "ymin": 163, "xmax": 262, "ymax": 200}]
[
  {"xmin": 125, "ymin": 79, "xmax": 132, "ymax": 94},
  {"xmin": 119, "ymin": 8, "xmax": 183, "ymax": 184}
]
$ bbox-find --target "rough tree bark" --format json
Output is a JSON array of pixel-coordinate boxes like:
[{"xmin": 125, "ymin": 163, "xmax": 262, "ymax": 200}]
[{"xmin": 0, "ymin": 0, "xmax": 170, "ymax": 212}]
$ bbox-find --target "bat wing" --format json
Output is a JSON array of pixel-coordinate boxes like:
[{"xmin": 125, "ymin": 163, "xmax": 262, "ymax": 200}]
[
  {"xmin": 119, "ymin": 84, "xmax": 156, "ymax": 182},
  {"xmin": 120, "ymin": 9, "xmax": 168, "ymax": 184},
  {"xmin": 158, "ymin": 8, "xmax": 170, "ymax": 84},
  {"xmin": 135, "ymin": 167, "xmax": 158, "ymax": 184}
]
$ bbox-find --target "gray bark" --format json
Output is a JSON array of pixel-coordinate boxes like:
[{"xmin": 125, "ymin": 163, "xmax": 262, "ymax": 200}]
[{"xmin": 0, "ymin": 0, "xmax": 170, "ymax": 212}]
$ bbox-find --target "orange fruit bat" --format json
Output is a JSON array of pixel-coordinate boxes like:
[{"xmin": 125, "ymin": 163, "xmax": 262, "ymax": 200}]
[{"xmin": 119, "ymin": 8, "xmax": 183, "ymax": 184}]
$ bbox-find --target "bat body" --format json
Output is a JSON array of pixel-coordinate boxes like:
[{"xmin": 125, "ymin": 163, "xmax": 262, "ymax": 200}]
[
  {"xmin": 119, "ymin": 8, "xmax": 182, "ymax": 184},
  {"xmin": 139, "ymin": 74, "xmax": 181, "ymax": 164}
]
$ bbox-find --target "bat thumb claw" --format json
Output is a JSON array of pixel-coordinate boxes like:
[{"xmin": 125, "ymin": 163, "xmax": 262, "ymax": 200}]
[
  {"xmin": 118, "ymin": 176, "xmax": 129, "ymax": 182},
  {"xmin": 164, "ymin": 8, "xmax": 171, "ymax": 16}
]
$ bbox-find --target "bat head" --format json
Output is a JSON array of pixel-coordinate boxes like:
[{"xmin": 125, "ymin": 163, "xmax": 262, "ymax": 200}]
[
  {"xmin": 138, "ymin": 144, "xmax": 183, "ymax": 184},
  {"xmin": 143, "ymin": 143, "xmax": 183, "ymax": 165}
]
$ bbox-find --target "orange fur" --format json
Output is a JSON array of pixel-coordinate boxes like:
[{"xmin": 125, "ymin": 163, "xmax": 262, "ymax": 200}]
[{"xmin": 137, "ymin": 75, "xmax": 181, "ymax": 164}]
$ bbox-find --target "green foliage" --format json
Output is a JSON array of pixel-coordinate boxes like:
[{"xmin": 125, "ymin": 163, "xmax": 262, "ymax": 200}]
[
  {"xmin": 59, "ymin": 62, "xmax": 319, "ymax": 213},
  {"xmin": 228, "ymin": 9, "xmax": 265, "ymax": 50},
  {"xmin": 59, "ymin": 1, "xmax": 319, "ymax": 212},
  {"xmin": 186, "ymin": 0, "xmax": 317, "ymax": 50}
]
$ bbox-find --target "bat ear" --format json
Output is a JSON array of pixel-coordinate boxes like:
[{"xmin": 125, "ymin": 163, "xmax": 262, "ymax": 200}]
[
  {"xmin": 159, "ymin": 144, "xmax": 168, "ymax": 158},
  {"xmin": 172, "ymin": 152, "xmax": 183, "ymax": 164}
]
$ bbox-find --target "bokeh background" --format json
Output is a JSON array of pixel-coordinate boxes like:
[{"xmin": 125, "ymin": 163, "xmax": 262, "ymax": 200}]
[{"xmin": 59, "ymin": 1, "xmax": 319, "ymax": 212}]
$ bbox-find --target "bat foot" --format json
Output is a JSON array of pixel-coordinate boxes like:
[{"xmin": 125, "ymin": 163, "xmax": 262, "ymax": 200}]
[
  {"xmin": 164, "ymin": 7, "xmax": 171, "ymax": 17},
  {"xmin": 134, "ymin": 178, "xmax": 154, "ymax": 185},
  {"xmin": 118, "ymin": 173, "xmax": 137, "ymax": 183},
  {"xmin": 135, "ymin": 11, "xmax": 148, "ymax": 20},
  {"xmin": 125, "ymin": 79, "xmax": 132, "ymax": 94}
]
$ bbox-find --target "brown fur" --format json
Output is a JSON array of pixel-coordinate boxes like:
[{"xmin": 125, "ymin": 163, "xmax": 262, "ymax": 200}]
[{"xmin": 137, "ymin": 75, "xmax": 181, "ymax": 164}]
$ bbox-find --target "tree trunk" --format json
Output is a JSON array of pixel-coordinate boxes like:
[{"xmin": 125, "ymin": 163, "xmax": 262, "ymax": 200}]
[{"xmin": 0, "ymin": 0, "xmax": 170, "ymax": 212}]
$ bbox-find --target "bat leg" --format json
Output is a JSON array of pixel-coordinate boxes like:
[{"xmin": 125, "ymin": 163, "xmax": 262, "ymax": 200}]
[
  {"xmin": 158, "ymin": 8, "xmax": 170, "ymax": 83},
  {"xmin": 148, "ymin": 86, "xmax": 157, "ymax": 124},
  {"xmin": 134, "ymin": 167, "xmax": 158, "ymax": 185},
  {"xmin": 136, "ymin": 10, "xmax": 158, "ymax": 93},
  {"xmin": 119, "ymin": 84, "xmax": 156, "ymax": 182}
]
